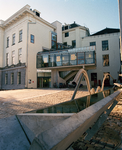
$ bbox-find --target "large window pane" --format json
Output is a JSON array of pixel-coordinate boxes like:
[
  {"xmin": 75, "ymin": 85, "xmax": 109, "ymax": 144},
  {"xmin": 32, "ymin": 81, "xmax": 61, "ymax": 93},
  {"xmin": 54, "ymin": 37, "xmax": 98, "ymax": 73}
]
[
  {"xmin": 62, "ymin": 53, "xmax": 69, "ymax": 66},
  {"xmin": 49, "ymin": 55, "xmax": 56, "ymax": 67},
  {"xmin": 85, "ymin": 52, "xmax": 94, "ymax": 64},
  {"xmin": 78, "ymin": 52, "xmax": 85, "ymax": 64},
  {"xmin": 56, "ymin": 54, "xmax": 61, "ymax": 66},
  {"xmin": 42, "ymin": 55, "xmax": 49, "ymax": 67},
  {"xmin": 70, "ymin": 53, "xmax": 76, "ymax": 65}
]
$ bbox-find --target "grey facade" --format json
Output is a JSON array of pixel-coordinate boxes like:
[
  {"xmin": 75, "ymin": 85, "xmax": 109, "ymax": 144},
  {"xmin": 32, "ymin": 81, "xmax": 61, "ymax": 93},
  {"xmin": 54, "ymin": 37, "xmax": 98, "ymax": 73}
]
[{"xmin": 1, "ymin": 64, "xmax": 26, "ymax": 90}]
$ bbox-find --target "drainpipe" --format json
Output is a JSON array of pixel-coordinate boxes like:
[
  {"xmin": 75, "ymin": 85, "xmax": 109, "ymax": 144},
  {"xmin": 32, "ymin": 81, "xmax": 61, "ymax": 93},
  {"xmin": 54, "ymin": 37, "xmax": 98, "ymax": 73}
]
[{"xmin": 26, "ymin": 21, "xmax": 36, "ymax": 88}]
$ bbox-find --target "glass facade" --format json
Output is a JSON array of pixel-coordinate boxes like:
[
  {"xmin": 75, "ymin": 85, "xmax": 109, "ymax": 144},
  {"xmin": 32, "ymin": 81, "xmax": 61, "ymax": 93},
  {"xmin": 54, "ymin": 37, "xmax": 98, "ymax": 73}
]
[{"xmin": 37, "ymin": 49, "xmax": 95, "ymax": 68}]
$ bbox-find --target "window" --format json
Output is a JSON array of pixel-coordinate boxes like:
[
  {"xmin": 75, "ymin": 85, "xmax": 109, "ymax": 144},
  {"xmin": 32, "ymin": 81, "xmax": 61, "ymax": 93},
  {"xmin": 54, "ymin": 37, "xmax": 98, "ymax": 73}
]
[
  {"xmin": 77, "ymin": 52, "xmax": 85, "ymax": 64},
  {"xmin": 12, "ymin": 51, "xmax": 15, "ymax": 64},
  {"xmin": 11, "ymin": 73, "xmax": 14, "ymax": 84},
  {"xmin": 6, "ymin": 53, "xmax": 9, "ymax": 66},
  {"xmin": 102, "ymin": 40, "xmax": 109, "ymax": 50},
  {"xmin": 5, "ymin": 74, "xmax": 8, "ymax": 85},
  {"xmin": 19, "ymin": 30, "xmax": 22, "ymax": 42},
  {"xmin": 103, "ymin": 55, "xmax": 109, "ymax": 66},
  {"xmin": 18, "ymin": 48, "xmax": 22, "ymax": 63},
  {"xmin": 63, "ymin": 42, "xmax": 67, "ymax": 46},
  {"xmin": 12, "ymin": 33, "xmax": 15, "ymax": 45},
  {"xmin": 65, "ymin": 32, "xmax": 69, "ymax": 37},
  {"xmin": 18, "ymin": 72, "xmax": 21, "ymax": 84},
  {"xmin": 65, "ymin": 26, "xmax": 68, "ymax": 30},
  {"xmin": 90, "ymin": 42, "xmax": 96, "ymax": 46},
  {"xmin": 72, "ymin": 40, "xmax": 76, "ymax": 48},
  {"xmin": 7, "ymin": 37, "xmax": 9, "ymax": 47},
  {"xmin": 51, "ymin": 32, "xmax": 57, "ymax": 49},
  {"xmin": 91, "ymin": 73, "xmax": 97, "ymax": 81},
  {"xmin": 30, "ymin": 34, "xmax": 34, "ymax": 43},
  {"xmin": 70, "ymin": 53, "xmax": 76, "ymax": 65}
]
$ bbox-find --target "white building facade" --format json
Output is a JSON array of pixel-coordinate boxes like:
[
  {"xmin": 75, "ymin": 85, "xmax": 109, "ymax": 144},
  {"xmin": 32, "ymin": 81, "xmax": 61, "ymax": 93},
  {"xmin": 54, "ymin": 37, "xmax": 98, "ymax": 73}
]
[{"xmin": 0, "ymin": 5, "xmax": 121, "ymax": 89}]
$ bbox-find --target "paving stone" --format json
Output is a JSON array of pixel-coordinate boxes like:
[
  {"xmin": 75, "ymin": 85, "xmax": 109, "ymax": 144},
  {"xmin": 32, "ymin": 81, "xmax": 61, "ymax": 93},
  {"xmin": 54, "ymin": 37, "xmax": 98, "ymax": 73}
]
[{"xmin": 104, "ymin": 146, "xmax": 114, "ymax": 150}]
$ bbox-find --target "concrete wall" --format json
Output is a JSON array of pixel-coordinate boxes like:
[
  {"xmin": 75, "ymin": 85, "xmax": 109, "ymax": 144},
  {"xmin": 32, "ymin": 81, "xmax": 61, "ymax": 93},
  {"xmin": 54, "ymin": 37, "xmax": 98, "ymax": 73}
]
[
  {"xmin": 118, "ymin": 0, "xmax": 122, "ymax": 60},
  {"xmin": 82, "ymin": 33, "xmax": 121, "ymax": 85},
  {"xmin": 51, "ymin": 21, "xmax": 62, "ymax": 43}
]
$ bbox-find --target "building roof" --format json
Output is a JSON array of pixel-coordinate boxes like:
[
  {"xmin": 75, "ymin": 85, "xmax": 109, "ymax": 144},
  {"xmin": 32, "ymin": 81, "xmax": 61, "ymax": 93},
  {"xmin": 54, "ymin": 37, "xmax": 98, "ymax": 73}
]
[{"xmin": 91, "ymin": 28, "xmax": 120, "ymax": 36}]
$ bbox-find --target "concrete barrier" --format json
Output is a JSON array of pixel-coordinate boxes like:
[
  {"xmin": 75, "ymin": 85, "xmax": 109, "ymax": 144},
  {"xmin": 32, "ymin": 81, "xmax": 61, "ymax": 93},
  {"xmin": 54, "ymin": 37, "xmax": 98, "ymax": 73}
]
[{"xmin": 16, "ymin": 89, "xmax": 122, "ymax": 150}]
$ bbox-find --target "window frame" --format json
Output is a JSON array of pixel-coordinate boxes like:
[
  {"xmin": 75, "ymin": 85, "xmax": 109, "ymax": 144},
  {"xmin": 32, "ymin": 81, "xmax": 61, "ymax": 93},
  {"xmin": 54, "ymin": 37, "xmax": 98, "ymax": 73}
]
[
  {"xmin": 7, "ymin": 37, "xmax": 9, "ymax": 48},
  {"xmin": 102, "ymin": 40, "xmax": 109, "ymax": 51},
  {"xmin": 6, "ymin": 53, "xmax": 9, "ymax": 66},
  {"xmin": 103, "ymin": 54, "xmax": 109, "ymax": 67},
  {"xmin": 12, "ymin": 33, "xmax": 15, "ymax": 45},
  {"xmin": 30, "ymin": 34, "xmax": 34, "ymax": 43},
  {"xmin": 11, "ymin": 73, "xmax": 14, "ymax": 84},
  {"xmin": 72, "ymin": 40, "xmax": 76, "ymax": 48},
  {"xmin": 12, "ymin": 51, "xmax": 15, "ymax": 65},
  {"xmin": 18, "ymin": 72, "xmax": 21, "ymax": 84},
  {"xmin": 18, "ymin": 48, "xmax": 22, "ymax": 63},
  {"xmin": 19, "ymin": 30, "xmax": 22, "ymax": 42},
  {"xmin": 90, "ymin": 42, "xmax": 96, "ymax": 46},
  {"xmin": 65, "ymin": 32, "xmax": 69, "ymax": 37},
  {"xmin": 5, "ymin": 73, "xmax": 8, "ymax": 85}
]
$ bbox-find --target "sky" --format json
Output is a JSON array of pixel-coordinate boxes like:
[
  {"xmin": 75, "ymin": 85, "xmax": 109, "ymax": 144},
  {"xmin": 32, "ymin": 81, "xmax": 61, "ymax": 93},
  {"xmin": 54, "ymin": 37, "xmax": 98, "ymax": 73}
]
[{"xmin": 0, "ymin": 0, "xmax": 120, "ymax": 34}]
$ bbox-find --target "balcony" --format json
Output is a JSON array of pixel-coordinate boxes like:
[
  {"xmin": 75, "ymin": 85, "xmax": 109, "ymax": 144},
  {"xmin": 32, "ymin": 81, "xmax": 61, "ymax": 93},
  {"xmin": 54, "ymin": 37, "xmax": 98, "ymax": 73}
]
[{"xmin": 37, "ymin": 46, "xmax": 96, "ymax": 70}]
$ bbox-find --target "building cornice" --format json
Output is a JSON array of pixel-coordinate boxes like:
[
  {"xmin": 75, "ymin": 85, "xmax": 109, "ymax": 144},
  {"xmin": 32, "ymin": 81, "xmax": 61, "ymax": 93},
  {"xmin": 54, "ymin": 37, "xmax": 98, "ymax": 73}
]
[{"xmin": 1, "ymin": 4, "xmax": 56, "ymax": 29}]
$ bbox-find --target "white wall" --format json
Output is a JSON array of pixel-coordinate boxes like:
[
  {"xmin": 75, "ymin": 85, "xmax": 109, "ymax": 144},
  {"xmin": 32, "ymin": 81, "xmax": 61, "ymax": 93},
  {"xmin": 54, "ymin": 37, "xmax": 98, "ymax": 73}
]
[
  {"xmin": 27, "ymin": 16, "xmax": 55, "ymax": 88},
  {"xmin": 3, "ymin": 16, "xmax": 28, "ymax": 67},
  {"xmin": 51, "ymin": 21, "xmax": 62, "ymax": 43},
  {"xmin": 82, "ymin": 33, "xmax": 121, "ymax": 84},
  {"xmin": 62, "ymin": 27, "xmax": 88, "ymax": 48}
]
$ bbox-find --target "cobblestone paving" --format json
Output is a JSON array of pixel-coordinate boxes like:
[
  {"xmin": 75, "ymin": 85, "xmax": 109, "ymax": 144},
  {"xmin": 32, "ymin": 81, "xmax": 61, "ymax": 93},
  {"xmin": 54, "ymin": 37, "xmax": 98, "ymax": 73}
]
[
  {"xmin": 72, "ymin": 93, "xmax": 122, "ymax": 150},
  {"xmin": 0, "ymin": 88, "xmax": 122, "ymax": 149},
  {"xmin": 0, "ymin": 88, "xmax": 89, "ymax": 119}
]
